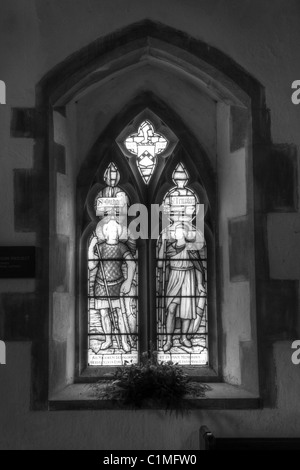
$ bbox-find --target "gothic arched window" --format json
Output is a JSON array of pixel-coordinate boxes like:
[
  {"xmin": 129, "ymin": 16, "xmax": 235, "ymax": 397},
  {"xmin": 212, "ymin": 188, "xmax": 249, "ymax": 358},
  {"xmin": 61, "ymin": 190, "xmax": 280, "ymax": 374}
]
[
  {"xmin": 41, "ymin": 23, "xmax": 260, "ymax": 407},
  {"xmin": 80, "ymin": 110, "xmax": 213, "ymax": 377}
]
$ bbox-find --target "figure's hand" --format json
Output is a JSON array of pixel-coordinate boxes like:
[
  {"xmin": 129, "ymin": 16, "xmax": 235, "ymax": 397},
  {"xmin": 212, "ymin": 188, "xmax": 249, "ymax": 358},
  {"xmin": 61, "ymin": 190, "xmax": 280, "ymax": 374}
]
[
  {"xmin": 90, "ymin": 236, "xmax": 98, "ymax": 249},
  {"xmin": 161, "ymin": 229, "xmax": 172, "ymax": 242},
  {"xmin": 88, "ymin": 236, "xmax": 98, "ymax": 259},
  {"xmin": 197, "ymin": 283, "xmax": 206, "ymax": 295},
  {"xmin": 120, "ymin": 280, "xmax": 131, "ymax": 295},
  {"xmin": 158, "ymin": 231, "xmax": 169, "ymax": 261}
]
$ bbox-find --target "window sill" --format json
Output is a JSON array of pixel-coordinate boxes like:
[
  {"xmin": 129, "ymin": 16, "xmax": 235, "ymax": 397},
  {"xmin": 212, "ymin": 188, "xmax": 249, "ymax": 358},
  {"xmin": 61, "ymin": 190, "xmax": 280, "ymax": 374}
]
[
  {"xmin": 49, "ymin": 383, "xmax": 260, "ymax": 411},
  {"xmin": 76, "ymin": 366, "xmax": 220, "ymax": 382}
]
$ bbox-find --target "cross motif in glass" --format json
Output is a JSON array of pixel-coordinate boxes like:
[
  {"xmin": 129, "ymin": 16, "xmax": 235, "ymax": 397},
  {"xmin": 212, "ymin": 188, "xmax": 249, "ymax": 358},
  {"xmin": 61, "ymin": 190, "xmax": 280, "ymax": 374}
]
[{"xmin": 124, "ymin": 120, "xmax": 168, "ymax": 183}]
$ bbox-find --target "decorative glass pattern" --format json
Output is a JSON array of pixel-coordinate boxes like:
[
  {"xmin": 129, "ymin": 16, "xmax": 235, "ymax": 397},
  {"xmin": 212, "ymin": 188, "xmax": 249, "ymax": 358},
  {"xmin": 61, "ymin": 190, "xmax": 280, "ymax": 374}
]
[
  {"xmin": 156, "ymin": 163, "xmax": 208, "ymax": 366},
  {"xmin": 88, "ymin": 164, "xmax": 138, "ymax": 366},
  {"xmin": 124, "ymin": 120, "xmax": 168, "ymax": 184},
  {"xmin": 94, "ymin": 162, "xmax": 129, "ymax": 218}
]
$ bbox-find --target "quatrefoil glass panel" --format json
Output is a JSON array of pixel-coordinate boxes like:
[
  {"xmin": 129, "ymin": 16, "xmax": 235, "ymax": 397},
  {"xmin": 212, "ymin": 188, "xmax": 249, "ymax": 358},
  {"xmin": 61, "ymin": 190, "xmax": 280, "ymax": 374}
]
[{"xmin": 123, "ymin": 120, "xmax": 169, "ymax": 184}]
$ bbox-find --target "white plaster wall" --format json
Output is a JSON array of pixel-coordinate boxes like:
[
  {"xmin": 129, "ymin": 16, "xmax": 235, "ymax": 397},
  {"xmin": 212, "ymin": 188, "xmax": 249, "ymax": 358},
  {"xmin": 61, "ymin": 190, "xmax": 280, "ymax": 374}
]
[
  {"xmin": 0, "ymin": 106, "xmax": 35, "ymax": 246},
  {"xmin": 268, "ymin": 213, "xmax": 300, "ymax": 280}
]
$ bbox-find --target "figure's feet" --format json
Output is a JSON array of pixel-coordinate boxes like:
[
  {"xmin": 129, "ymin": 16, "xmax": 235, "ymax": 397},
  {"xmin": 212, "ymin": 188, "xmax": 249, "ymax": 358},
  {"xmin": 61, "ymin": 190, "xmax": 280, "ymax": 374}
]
[
  {"xmin": 122, "ymin": 340, "xmax": 130, "ymax": 353},
  {"xmin": 90, "ymin": 342, "xmax": 101, "ymax": 354},
  {"xmin": 180, "ymin": 338, "xmax": 192, "ymax": 348},
  {"xmin": 163, "ymin": 341, "xmax": 172, "ymax": 352},
  {"xmin": 101, "ymin": 339, "xmax": 113, "ymax": 350}
]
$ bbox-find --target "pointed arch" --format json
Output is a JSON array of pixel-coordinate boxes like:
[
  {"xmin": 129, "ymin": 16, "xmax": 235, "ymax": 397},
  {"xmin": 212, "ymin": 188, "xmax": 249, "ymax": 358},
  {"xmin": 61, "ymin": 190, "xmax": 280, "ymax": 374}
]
[
  {"xmin": 37, "ymin": 20, "xmax": 264, "ymax": 109},
  {"xmin": 31, "ymin": 20, "xmax": 270, "ymax": 406}
]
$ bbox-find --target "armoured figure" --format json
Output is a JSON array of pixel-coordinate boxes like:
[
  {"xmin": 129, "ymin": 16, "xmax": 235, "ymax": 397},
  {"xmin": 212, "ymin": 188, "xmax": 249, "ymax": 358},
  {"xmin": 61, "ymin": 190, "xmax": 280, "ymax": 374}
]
[{"xmin": 88, "ymin": 219, "xmax": 136, "ymax": 353}]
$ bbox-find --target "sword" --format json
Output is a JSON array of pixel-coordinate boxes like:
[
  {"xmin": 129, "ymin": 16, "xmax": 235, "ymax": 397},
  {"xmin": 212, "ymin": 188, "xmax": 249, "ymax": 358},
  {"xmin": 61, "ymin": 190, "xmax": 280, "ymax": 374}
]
[
  {"xmin": 159, "ymin": 238, "xmax": 167, "ymax": 349},
  {"xmin": 120, "ymin": 293, "xmax": 133, "ymax": 346},
  {"xmin": 94, "ymin": 232, "xmax": 121, "ymax": 349}
]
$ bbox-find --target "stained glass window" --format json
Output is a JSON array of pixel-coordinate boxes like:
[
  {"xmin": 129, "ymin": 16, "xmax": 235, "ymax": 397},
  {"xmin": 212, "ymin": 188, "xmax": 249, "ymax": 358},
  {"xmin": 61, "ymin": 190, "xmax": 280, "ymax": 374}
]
[
  {"xmin": 85, "ymin": 120, "xmax": 209, "ymax": 372},
  {"xmin": 122, "ymin": 120, "xmax": 168, "ymax": 184},
  {"xmin": 88, "ymin": 163, "xmax": 138, "ymax": 366},
  {"xmin": 156, "ymin": 163, "xmax": 208, "ymax": 366}
]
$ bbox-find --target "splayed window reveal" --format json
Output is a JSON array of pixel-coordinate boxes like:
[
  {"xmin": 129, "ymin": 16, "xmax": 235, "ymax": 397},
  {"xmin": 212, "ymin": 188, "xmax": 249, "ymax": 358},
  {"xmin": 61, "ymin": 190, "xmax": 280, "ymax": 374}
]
[
  {"xmin": 157, "ymin": 163, "xmax": 208, "ymax": 366},
  {"xmin": 88, "ymin": 164, "xmax": 138, "ymax": 367},
  {"xmin": 123, "ymin": 120, "xmax": 168, "ymax": 184}
]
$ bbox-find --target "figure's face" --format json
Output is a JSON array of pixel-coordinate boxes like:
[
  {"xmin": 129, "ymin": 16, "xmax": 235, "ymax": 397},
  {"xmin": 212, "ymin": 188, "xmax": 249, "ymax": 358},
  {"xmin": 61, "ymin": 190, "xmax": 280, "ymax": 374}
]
[
  {"xmin": 105, "ymin": 222, "xmax": 119, "ymax": 242},
  {"xmin": 175, "ymin": 227, "xmax": 186, "ymax": 241}
]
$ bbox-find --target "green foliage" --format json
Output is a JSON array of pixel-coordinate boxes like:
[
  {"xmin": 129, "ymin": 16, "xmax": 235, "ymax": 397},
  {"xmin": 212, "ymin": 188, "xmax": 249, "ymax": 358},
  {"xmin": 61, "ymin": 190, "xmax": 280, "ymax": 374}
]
[{"xmin": 92, "ymin": 350, "xmax": 211, "ymax": 413}]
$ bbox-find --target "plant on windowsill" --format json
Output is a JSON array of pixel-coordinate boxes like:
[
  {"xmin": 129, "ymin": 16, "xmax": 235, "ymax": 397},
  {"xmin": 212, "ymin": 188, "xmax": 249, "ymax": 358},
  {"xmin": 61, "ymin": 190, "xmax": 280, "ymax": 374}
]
[{"xmin": 92, "ymin": 349, "xmax": 211, "ymax": 413}]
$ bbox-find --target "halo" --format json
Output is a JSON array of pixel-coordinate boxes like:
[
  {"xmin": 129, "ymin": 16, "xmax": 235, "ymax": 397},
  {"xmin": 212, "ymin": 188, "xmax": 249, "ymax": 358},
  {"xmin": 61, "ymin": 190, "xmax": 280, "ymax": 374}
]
[{"xmin": 95, "ymin": 217, "xmax": 129, "ymax": 242}]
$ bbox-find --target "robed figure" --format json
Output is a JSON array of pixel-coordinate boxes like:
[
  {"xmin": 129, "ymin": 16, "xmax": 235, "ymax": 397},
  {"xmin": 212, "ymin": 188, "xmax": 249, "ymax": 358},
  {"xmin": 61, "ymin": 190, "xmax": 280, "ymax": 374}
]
[{"xmin": 157, "ymin": 223, "xmax": 206, "ymax": 353}]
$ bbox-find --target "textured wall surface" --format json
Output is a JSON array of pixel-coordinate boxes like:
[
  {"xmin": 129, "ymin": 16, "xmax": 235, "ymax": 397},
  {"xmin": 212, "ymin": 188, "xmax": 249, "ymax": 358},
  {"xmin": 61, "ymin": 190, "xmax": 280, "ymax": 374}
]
[{"xmin": 0, "ymin": 342, "xmax": 300, "ymax": 450}]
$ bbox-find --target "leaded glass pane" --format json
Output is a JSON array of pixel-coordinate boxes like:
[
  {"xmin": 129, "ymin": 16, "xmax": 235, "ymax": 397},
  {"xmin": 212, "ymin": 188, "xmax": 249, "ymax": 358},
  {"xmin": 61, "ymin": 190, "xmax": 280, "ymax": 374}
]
[
  {"xmin": 88, "ymin": 164, "xmax": 138, "ymax": 366},
  {"xmin": 123, "ymin": 120, "xmax": 168, "ymax": 184},
  {"xmin": 156, "ymin": 163, "xmax": 208, "ymax": 366}
]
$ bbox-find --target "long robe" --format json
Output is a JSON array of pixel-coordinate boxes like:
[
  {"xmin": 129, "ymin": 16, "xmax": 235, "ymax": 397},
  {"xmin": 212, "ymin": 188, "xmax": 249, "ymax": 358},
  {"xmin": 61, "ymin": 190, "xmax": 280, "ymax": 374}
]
[{"xmin": 165, "ymin": 242, "xmax": 205, "ymax": 320}]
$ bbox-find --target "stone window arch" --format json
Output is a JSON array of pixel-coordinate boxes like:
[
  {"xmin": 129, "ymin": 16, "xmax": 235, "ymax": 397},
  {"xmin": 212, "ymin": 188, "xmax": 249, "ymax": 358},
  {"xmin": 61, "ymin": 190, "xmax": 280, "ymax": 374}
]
[{"xmin": 28, "ymin": 21, "xmax": 274, "ymax": 407}]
